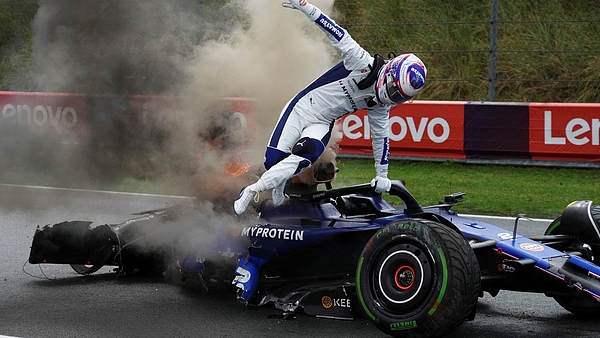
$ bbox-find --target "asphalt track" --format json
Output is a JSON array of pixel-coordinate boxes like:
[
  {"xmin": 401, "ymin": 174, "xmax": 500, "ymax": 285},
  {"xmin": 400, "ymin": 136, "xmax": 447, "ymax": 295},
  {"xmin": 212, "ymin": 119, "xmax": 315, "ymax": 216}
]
[{"xmin": 1, "ymin": 184, "xmax": 599, "ymax": 337}]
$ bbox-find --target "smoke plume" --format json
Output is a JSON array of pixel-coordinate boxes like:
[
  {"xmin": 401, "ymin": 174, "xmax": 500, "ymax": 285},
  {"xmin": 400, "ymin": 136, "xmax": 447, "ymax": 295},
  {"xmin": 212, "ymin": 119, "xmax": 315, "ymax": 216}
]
[
  {"xmin": 22, "ymin": 0, "xmax": 338, "ymax": 201},
  {"xmin": 13, "ymin": 0, "xmax": 343, "ymax": 267}
]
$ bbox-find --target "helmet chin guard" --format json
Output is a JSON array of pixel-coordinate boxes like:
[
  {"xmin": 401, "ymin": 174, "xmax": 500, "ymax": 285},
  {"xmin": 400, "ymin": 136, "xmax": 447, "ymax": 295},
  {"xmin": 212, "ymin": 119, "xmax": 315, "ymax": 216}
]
[{"xmin": 375, "ymin": 53, "xmax": 427, "ymax": 105}]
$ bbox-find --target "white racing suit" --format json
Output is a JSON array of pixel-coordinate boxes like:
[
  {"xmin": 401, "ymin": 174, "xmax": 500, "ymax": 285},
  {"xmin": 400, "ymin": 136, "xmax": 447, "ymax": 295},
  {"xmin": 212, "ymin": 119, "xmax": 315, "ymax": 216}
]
[{"xmin": 260, "ymin": 8, "xmax": 391, "ymax": 191}]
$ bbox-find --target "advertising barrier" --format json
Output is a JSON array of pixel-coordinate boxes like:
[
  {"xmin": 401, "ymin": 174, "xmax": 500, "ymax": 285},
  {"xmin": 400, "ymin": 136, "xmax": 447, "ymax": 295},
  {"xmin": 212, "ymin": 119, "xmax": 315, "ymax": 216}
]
[
  {"xmin": 338, "ymin": 101, "xmax": 466, "ymax": 159},
  {"xmin": 337, "ymin": 100, "xmax": 600, "ymax": 164},
  {"xmin": 0, "ymin": 91, "xmax": 257, "ymax": 145},
  {"xmin": 0, "ymin": 91, "xmax": 88, "ymax": 138},
  {"xmin": 529, "ymin": 103, "xmax": 600, "ymax": 162},
  {"xmin": 1, "ymin": 91, "xmax": 598, "ymax": 165}
]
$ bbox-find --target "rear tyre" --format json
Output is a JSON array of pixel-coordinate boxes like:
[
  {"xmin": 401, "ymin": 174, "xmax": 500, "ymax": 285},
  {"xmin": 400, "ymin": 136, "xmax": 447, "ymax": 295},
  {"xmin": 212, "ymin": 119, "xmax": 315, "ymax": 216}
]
[{"xmin": 356, "ymin": 219, "xmax": 480, "ymax": 338}]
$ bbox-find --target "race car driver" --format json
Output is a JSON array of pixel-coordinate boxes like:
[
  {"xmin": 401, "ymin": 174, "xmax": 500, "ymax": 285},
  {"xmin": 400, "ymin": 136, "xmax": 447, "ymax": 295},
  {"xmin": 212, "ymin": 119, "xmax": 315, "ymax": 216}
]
[{"xmin": 234, "ymin": 0, "xmax": 427, "ymax": 215}]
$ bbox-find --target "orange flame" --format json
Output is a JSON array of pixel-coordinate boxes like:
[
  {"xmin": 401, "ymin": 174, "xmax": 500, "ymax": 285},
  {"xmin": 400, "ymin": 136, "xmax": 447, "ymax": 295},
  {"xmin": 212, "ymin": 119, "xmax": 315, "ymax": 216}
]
[{"xmin": 226, "ymin": 160, "xmax": 250, "ymax": 177}]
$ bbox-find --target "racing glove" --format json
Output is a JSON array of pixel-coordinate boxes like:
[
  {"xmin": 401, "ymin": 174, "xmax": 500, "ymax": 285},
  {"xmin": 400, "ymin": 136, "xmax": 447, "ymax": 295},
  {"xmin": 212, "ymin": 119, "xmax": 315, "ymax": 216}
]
[
  {"xmin": 371, "ymin": 175, "xmax": 392, "ymax": 194},
  {"xmin": 282, "ymin": 0, "xmax": 322, "ymax": 21}
]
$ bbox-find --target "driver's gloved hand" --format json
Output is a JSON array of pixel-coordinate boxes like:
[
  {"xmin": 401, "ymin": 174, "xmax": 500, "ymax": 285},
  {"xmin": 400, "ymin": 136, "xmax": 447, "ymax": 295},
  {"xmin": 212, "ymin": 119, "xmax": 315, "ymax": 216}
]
[
  {"xmin": 371, "ymin": 175, "xmax": 392, "ymax": 194},
  {"xmin": 282, "ymin": 0, "xmax": 308, "ymax": 10},
  {"xmin": 282, "ymin": 0, "xmax": 321, "ymax": 21}
]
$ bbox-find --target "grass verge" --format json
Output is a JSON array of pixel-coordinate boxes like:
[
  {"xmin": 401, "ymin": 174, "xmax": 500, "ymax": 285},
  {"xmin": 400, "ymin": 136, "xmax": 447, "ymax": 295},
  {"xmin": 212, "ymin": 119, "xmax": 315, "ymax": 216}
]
[
  {"xmin": 333, "ymin": 159, "xmax": 599, "ymax": 219},
  {"xmin": 2, "ymin": 158, "xmax": 598, "ymax": 219}
]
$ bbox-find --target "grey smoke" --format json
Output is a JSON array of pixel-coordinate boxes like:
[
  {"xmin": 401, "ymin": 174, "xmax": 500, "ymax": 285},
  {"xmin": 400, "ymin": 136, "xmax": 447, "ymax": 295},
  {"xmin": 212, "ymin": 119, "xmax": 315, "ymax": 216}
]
[
  {"xmin": 4, "ymin": 0, "xmax": 337, "ymax": 203},
  {"xmin": 17, "ymin": 1, "xmax": 347, "ymax": 275}
]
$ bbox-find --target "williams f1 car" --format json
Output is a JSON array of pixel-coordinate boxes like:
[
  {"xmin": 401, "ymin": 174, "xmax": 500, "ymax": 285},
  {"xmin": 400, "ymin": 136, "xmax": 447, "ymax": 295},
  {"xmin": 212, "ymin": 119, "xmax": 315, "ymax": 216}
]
[{"xmin": 28, "ymin": 168, "xmax": 600, "ymax": 338}]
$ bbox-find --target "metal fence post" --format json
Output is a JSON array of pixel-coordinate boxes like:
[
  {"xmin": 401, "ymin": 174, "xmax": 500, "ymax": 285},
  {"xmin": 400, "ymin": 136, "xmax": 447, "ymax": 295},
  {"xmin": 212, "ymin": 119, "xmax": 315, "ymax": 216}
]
[{"xmin": 488, "ymin": 0, "xmax": 499, "ymax": 102}]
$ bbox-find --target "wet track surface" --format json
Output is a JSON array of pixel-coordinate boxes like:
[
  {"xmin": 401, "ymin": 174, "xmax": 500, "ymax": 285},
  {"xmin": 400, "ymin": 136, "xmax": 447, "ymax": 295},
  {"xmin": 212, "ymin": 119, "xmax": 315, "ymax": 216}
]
[{"xmin": 1, "ymin": 184, "xmax": 599, "ymax": 337}]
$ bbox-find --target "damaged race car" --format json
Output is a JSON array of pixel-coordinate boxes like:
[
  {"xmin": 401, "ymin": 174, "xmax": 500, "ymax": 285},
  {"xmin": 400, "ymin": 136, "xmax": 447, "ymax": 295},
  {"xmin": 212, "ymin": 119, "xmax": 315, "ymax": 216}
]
[{"xmin": 28, "ymin": 162, "xmax": 600, "ymax": 338}]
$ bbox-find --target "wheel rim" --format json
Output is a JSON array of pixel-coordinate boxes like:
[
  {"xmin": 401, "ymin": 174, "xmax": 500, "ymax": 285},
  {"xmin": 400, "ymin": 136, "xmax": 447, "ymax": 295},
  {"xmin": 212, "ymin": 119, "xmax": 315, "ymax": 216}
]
[
  {"xmin": 372, "ymin": 240, "xmax": 435, "ymax": 313},
  {"xmin": 394, "ymin": 265, "xmax": 416, "ymax": 290}
]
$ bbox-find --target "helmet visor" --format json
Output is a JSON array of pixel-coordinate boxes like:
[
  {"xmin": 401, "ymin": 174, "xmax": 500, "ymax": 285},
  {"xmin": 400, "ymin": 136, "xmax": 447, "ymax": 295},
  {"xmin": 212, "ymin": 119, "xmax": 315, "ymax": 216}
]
[{"xmin": 385, "ymin": 71, "xmax": 410, "ymax": 104}]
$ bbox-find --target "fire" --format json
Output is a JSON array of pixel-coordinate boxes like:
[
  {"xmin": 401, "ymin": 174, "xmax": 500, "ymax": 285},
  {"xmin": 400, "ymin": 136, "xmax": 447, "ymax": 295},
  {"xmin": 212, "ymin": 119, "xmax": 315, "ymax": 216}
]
[{"xmin": 225, "ymin": 159, "xmax": 250, "ymax": 177}]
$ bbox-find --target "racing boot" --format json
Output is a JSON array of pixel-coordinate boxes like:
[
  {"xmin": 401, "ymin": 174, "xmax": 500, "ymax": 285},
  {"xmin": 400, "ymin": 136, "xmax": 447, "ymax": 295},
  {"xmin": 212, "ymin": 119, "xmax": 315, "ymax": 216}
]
[
  {"xmin": 272, "ymin": 182, "xmax": 286, "ymax": 207},
  {"xmin": 234, "ymin": 180, "xmax": 264, "ymax": 214}
]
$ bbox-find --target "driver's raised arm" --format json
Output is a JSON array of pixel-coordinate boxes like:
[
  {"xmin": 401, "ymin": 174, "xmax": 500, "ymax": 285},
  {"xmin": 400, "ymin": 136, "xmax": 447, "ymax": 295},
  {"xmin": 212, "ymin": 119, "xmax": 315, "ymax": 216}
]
[{"xmin": 283, "ymin": 0, "xmax": 371, "ymax": 70}]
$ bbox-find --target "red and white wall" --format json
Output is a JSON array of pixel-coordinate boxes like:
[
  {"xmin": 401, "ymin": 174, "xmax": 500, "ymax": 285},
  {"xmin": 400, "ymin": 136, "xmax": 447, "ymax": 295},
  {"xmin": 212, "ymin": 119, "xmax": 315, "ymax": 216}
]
[
  {"xmin": 1, "ymin": 91, "xmax": 598, "ymax": 164},
  {"xmin": 337, "ymin": 101, "xmax": 600, "ymax": 163}
]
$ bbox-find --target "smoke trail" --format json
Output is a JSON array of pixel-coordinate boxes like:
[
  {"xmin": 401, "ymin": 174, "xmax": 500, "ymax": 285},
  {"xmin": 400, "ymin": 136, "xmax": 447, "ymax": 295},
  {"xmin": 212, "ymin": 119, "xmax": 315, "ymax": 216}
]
[
  {"xmin": 23, "ymin": 0, "xmax": 337, "ymax": 199},
  {"xmin": 22, "ymin": 0, "xmax": 341, "ymax": 197},
  {"xmin": 16, "ymin": 1, "xmax": 342, "ymax": 266}
]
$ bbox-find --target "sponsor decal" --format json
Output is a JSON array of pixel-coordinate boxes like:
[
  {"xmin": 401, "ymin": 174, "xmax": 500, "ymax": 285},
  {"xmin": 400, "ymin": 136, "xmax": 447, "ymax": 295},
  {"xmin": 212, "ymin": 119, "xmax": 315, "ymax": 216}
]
[
  {"xmin": 2, "ymin": 103, "xmax": 78, "ymax": 128},
  {"xmin": 499, "ymin": 260, "xmax": 516, "ymax": 273},
  {"xmin": 312, "ymin": 192, "xmax": 326, "ymax": 199},
  {"xmin": 529, "ymin": 103, "xmax": 600, "ymax": 160},
  {"xmin": 375, "ymin": 223, "xmax": 418, "ymax": 239},
  {"xmin": 408, "ymin": 65, "xmax": 426, "ymax": 89},
  {"xmin": 520, "ymin": 242, "xmax": 544, "ymax": 251},
  {"xmin": 316, "ymin": 14, "xmax": 344, "ymax": 41},
  {"xmin": 381, "ymin": 137, "xmax": 389, "ymax": 165},
  {"xmin": 233, "ymin": 266, "xmax": 251, "ymax": 284},
  {"xmin": 241, "ymin": 225, "xmax": 304, "ymax": 241},
  {"xmin": 321, "ymin": 296, "xmax": 350, "ymax": 309},
  {"xmin": 337, "ymin": 102, "xmax": 465, "ymax": 159},
  {"xmin": 339, "ymin": 80, "xmax": 358, "ymax": 111},
  {"xmin": 498, "ymin": 232, "xmax": 513, "ymax": 240},
  {"xmin": 229, "ymin": 111, "xmax": 247, "ymax": 129},
  {"xmin": 390, "ymin": 320, "xmax": 417, "ymax": 331},
  {"xmin": 543, "ymin": 110, "xmax": 599, "ymax": 146},
  {"xmin": 342, "ymin": 114, "xmax": 450, "ymax": 143}
]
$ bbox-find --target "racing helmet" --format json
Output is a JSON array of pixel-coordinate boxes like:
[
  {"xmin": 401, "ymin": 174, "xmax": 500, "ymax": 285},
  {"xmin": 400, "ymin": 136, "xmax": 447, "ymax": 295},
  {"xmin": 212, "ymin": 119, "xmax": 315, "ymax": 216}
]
[{"xmin": 375, "ymin": 53, "xmax": 427, "ymax": 105}]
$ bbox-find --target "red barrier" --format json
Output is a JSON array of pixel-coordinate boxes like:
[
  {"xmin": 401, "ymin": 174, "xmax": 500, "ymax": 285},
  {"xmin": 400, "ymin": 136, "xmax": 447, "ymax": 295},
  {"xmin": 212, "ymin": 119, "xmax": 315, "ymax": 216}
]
[
  {"xmin": 220, "ymin": 97, "xmax": 259, "ymax": 142},
  {"xmin": 0, "ymin": 92, "xmax": 258, "ymax": 143},
  {"xmin": 0, "ymin": 91, "xmax": 88, "ymax": 138},
  {"xmin": 336, "ymin": 100, "xmax": 600, "ymax": 163},
  {"xmin": 1, "ymin": 91, "xmax": 598, "ymax": 164},
  {"xmin": 529, "ymin": 103, "xmax": 600, "ymax": 162},
  {"xmin": 337, "ymin": 101, "xmax": 466, "ymax": 159}
]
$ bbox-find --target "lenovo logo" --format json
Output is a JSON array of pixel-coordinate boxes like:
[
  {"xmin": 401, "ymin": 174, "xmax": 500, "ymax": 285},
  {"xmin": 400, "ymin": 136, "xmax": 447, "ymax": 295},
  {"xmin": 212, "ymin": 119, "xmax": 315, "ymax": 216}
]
[
  {"xmin": 343, "ymin": 115, "xmax": 450, "ymax": 143},
  {"xmin": 2, "ymin": 103, "xmax": 78, "ymax": 128},
  {"xmin": 544, "ymin": 110, "xmax": 600, "ymax": 146}
]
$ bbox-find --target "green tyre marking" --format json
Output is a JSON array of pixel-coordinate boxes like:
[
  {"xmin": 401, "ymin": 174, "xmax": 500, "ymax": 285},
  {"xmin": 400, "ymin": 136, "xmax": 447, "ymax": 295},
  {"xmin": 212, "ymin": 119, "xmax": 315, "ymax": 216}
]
[
  {"xmin": 545, "ymin": 219, "xmax": 561, "ymax": 235},
  {"xmin": 428, "ymin": 247, "xmax": 448, "ymax": 316},
  {"xmin": 356, "ymin": 256, "xmax": 378, "ymax": 322}
]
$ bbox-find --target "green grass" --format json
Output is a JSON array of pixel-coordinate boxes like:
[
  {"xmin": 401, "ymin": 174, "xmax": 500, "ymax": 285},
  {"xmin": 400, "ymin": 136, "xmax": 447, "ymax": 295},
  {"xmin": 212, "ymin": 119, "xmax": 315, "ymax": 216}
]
[
  {"xmin": 333, "ymin": 158, "xmax": 600, "ymax": 219},
  {"xmin": 2, "ymin": 1, "xmax": 600, "ymax": 102},
  {"xmin": 334, "ymin": 0, "xmax": 600, "ymax": 103},
  {"xmin": 3, "ymin": 158, "xmax": 598, "ymax": 219}
]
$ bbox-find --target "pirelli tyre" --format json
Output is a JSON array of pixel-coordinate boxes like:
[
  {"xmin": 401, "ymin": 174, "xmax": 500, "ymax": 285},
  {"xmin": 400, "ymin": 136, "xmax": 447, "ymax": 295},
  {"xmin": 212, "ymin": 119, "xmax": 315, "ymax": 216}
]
[{"xmin": 356, "ymin": 219, "xmax": 480, "ymax": 338}]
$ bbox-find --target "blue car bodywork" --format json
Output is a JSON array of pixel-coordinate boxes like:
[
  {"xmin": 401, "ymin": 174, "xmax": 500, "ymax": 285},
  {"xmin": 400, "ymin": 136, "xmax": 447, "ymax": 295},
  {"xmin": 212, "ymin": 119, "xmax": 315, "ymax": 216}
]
[
  {"xmin": 28, "ymin": 180, "xmax": 600, "ymax": 336},
  {"xmin": 222, "ymin": 182, "xmax": 600, "ymax": 319}
]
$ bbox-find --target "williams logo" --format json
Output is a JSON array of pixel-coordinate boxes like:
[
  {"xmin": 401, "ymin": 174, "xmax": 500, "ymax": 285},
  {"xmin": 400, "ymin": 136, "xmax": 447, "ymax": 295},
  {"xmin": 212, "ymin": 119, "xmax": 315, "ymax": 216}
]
[{"xmin": 316, "ymin": 14, "xmax": 344, "ymax": 41}]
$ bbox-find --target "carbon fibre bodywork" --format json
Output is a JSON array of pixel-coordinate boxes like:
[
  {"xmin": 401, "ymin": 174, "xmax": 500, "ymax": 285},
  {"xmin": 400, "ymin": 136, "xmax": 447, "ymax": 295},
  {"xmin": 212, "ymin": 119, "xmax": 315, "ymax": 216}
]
[{"xmin": 28, "ymin": 181, "xmax": 600, "ymax": 325}]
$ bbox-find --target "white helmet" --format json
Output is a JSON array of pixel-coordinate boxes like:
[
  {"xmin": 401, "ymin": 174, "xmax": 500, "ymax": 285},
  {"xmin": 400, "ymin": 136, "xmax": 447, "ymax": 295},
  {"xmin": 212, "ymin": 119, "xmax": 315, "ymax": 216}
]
[{"xmin": 375, "ymin": 53, "xmax": 427, "ymax": 105}]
